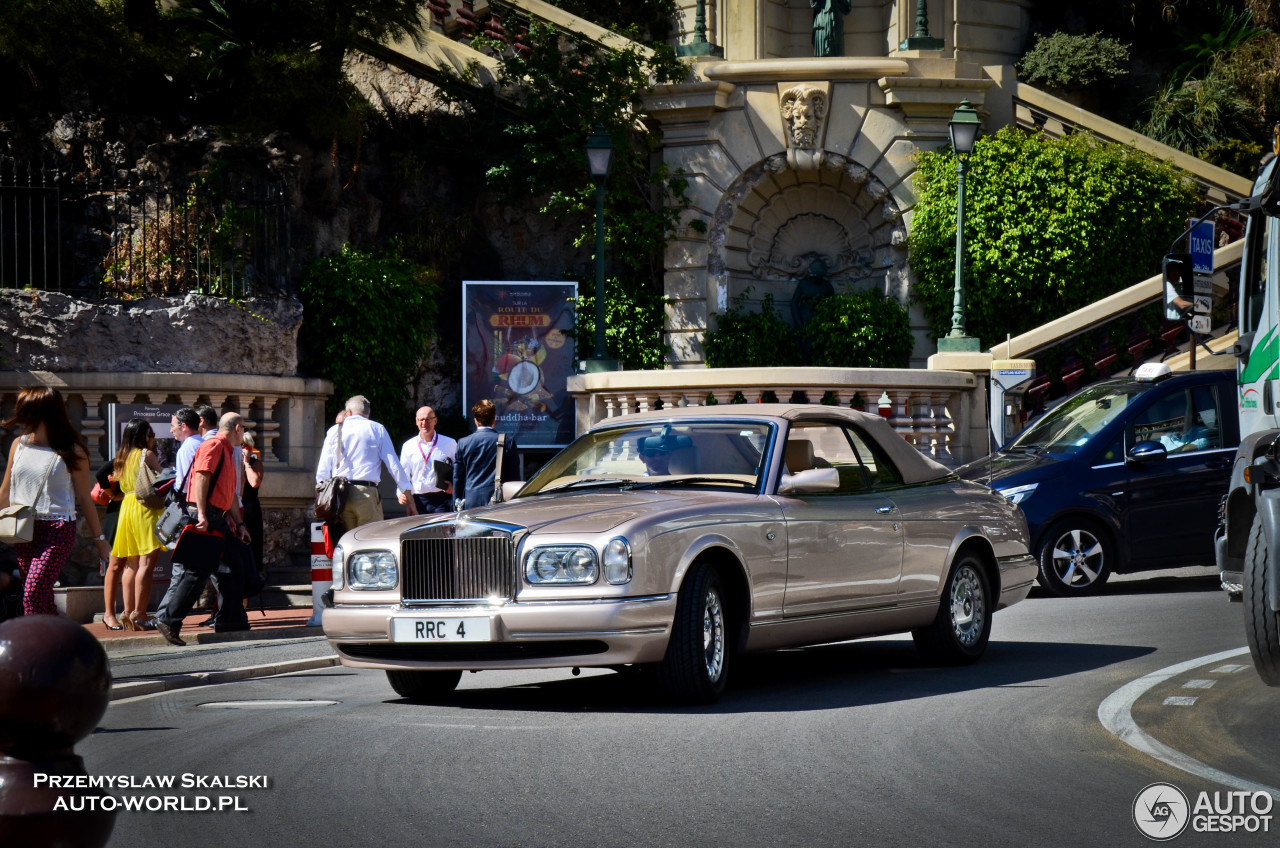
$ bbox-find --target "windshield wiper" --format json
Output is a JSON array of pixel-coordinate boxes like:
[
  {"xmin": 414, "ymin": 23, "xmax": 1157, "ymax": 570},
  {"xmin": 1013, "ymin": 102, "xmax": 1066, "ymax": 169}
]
[
  {"xmin": 538, "ymin": 477, "xmax": 633, "ymax": 493},
  {"xmin": 626, "ymin": 477, "xmax": 757, "ymax": 491}
]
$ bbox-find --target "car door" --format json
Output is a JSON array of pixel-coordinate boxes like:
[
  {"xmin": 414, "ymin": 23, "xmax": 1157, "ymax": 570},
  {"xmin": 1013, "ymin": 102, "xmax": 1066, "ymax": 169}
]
[
  {"xmin": 1123, "ymin": 381, "xmax": 1234, "ymax": 567},
  {"xmin": 777, "ymin": 422, "xmax": 903, "ymax": 617}
]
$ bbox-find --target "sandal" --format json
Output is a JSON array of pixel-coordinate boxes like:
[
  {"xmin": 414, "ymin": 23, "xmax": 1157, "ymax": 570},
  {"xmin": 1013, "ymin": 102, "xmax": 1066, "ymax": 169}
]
[
  {"xmin": 103, "ymin": 617, "xmax": 123, "ymax": 631},
  {"xmin": 120, "ymin": 612, "xmax": 138, "ymax": 632}
]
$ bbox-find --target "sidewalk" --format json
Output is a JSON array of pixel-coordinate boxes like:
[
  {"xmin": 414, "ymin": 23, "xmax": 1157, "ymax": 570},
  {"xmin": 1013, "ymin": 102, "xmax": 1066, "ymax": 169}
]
[{"xmin": 88, "ymin": 606, "xmax": 324, "ymax": 654}]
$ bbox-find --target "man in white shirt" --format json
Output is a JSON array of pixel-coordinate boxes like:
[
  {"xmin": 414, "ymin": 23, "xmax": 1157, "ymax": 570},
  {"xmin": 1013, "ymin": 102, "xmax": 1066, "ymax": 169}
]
[
  {"xmin": 169, "ymin": 407, "xmax": 204, "ymax": 503},
  {"xmin": 397, "ymin": 406, "xmax": 457, "ymax": 515},
  {"xmin": 316, "ymin": 395, "xmax": 416, "ymax": 529}
]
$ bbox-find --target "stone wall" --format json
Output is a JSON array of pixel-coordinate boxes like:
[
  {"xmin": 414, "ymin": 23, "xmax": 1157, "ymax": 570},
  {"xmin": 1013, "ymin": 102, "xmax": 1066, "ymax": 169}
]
[{"xmin": 0, "ymin": 290, "xmax": 303, "ymax": 376}]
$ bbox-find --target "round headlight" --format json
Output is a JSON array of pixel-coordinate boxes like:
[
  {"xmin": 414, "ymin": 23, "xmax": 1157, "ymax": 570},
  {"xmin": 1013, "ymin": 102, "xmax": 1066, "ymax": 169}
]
[
  {"xmin": 531, "ymin": 550, "xmax": 562, "ymax": 582},
  {"xmin": 566, "ymin": 549, "xmax": 595, "ymax": 581}
]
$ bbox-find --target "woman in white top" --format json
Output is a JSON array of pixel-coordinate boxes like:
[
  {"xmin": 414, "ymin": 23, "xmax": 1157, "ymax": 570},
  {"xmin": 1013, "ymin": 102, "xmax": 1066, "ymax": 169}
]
[{"xmin": 0, "ymin": 387, "xmax": 112, "ymax": 615}]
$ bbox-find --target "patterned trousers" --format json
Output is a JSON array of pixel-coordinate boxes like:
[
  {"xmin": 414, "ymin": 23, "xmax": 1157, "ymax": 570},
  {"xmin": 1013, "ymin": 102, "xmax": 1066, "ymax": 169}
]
[{"xmin": 15, "ymin": 519, "xmax": 76, "ymax": 616}]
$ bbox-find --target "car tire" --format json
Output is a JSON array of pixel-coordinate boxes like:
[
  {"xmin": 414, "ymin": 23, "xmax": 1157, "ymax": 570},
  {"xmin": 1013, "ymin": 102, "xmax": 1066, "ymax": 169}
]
[
  {"xmin": 385, "ymin": 669, "xmax": 463, "ymax": 701},
  {"xmin": 1037, "ymin": 518, "xmax": 1113, "ymax": 596},
  {"xmin": 1243, "ymin": 514, "xmax": 1280, "ymax": 687},
  {"xmin": 912, "ymin": 552, "xmax": 992, "ymax": 665},
  {"xmin": 658, "ymin": 563, "xmax": 730, "ymax": 704}
]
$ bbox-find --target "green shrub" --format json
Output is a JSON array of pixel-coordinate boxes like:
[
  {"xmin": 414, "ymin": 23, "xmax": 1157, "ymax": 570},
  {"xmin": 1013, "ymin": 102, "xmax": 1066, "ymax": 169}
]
[
  {"xmin": 703, "ymin": 290, "xmax": 801, "ymax": 368},
  {"xmin": 571, "ymin": 275, "xmax": 671, "ymax": 370},
  {"xmin": 807, "ymin": 290, "xmax": 913, "ymax": 368},
  {"xmin": 1140, "ymin": 73, "xmax": 1251, "ymax": 154},
  {"xmin": 298, "ymin": 243, "xmax": 440, "ymax": 420},
  {"xmin": 910, "ymin": 127, "xmax": 1198, "ymax": 347},
  {"xmin": 1017, "ymin": 32, "xmax": 1130, "ymax": 89}
]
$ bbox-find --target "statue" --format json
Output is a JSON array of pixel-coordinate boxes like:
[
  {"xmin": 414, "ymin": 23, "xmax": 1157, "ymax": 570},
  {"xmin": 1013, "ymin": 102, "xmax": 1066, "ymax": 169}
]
[
  {"xmin": 811, "ymin": 0, "xmax": 852, "ymax": 57},
  {"xmin": 793, "ymin": 257, "xmax": 835, "ymax": 328}
]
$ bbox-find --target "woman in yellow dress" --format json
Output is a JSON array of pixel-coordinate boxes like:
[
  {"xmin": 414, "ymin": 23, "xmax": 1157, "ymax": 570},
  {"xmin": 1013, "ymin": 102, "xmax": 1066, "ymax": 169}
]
[{"xmin": 108, "ymin": 418, "xmax": 165, "ymax": 630}]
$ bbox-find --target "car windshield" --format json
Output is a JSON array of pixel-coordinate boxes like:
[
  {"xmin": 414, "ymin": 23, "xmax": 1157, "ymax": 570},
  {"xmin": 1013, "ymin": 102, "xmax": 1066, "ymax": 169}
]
[
  {"xmin": 521, "ymin": 420, "xmax": 774, "ymax": 495},
  {"xmin": 1005, "ymin": 382, "xmax": 1150, "ymax": 456}
]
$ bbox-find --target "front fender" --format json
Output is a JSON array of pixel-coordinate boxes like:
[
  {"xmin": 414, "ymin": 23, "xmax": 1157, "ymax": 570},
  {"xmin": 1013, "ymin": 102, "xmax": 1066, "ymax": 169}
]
[{"xmin": 1256, "ymin": 489, "xmax": 1280, "ymax": 612}]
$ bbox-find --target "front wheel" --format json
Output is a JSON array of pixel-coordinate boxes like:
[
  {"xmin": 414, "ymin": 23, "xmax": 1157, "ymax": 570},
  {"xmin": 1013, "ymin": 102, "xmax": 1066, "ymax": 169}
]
[
  {"xmin": 658, "ymin": 564, "xmax": 731, "ymax": 704},
  {"xmin": 913, "ymin": 553, "xmax": 992, "ymax": 665},
  {"xmin": 386, "ymin": 669, "xmax": 463, "ymax": 701},
  {"xmin": 1243, "ymin": 514, "xmax": 1280, "ymax": 686},
  {"xmin": 1037, "ymin": 518, "xmax": 1113, "ymax": 596}
]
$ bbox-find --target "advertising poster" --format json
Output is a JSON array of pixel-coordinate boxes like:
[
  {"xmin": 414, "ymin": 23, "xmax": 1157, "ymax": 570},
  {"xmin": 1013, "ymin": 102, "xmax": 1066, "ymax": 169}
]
[{"xmin": 463, "ymin": 281, "xmax": 577, "ymax": 448}]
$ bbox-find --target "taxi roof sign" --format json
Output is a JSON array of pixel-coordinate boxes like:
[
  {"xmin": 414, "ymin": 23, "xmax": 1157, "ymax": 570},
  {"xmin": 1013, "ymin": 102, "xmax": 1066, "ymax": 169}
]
[{"xmin": 1133, "ymin": 362, "xmax": 1173, "ymax": 382}]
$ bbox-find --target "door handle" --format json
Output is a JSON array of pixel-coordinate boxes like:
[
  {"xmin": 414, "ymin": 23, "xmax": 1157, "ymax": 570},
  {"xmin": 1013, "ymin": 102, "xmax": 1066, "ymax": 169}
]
[
  {"xmin": 1266, "ymin": 381, "xmax": 1274, "ymax": 415},
  {"xmin": 876, "ymin": 506, "xmax": 895, "ymax": 514}
]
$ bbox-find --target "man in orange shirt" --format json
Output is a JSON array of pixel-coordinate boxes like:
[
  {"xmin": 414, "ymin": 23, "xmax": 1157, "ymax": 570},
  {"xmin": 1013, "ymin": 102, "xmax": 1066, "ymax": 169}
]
[{"xmin": 154, "ymin": 412, "xmax": 253, "ymax": 646}]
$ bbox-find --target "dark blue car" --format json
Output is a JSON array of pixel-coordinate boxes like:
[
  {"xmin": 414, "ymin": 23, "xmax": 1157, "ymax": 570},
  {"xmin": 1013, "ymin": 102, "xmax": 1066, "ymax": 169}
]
[{"xmin": 957, "ymin": 365, "xmax": 1238, "ymax": 596}]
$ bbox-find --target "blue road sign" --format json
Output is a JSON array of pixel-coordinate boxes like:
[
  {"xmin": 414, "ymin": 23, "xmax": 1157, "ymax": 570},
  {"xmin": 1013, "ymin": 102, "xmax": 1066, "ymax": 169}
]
[{"xmin": 1190, "ymin": 221, "xmax": 1215, "ymax": 274}]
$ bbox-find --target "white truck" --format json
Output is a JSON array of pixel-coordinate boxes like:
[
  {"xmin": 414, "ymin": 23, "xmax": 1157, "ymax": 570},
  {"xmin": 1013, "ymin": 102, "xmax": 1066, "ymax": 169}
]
[{"xmin": 1187, "ymin": 129, "xmax": 1280, "ymax": 686}]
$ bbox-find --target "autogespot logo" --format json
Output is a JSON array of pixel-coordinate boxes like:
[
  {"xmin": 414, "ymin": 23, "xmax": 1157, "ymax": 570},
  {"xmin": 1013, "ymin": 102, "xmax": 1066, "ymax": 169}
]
[{"xmin": 1134, "ymin": 783, "xmax": 1191, "ymax": 841}]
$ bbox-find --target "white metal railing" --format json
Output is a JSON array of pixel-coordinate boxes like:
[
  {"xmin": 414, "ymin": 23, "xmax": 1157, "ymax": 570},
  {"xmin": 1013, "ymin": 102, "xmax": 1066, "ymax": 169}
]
[{"xmin": 567, "ymin": 366, "xmax": 985, "ymax": 466}]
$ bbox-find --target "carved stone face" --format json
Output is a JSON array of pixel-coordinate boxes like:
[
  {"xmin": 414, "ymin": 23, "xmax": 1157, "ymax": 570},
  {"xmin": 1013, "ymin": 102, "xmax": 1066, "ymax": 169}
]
[{"xmin": 781, "ymin": 87, "xmax": 827, "ymax": 150}]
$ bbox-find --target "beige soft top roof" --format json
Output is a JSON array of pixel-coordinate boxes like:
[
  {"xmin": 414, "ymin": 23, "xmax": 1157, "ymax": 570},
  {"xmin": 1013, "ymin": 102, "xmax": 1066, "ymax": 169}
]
[{"xmin": 589, "ymin": 404, "xmax": 953, "ymax": 485}]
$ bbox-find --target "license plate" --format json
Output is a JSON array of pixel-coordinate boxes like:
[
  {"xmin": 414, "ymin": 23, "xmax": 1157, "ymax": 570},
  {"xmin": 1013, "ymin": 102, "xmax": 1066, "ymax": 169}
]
[{"xmin": 392, "ymin": 617, "xmax": 491, "ymax": 643}]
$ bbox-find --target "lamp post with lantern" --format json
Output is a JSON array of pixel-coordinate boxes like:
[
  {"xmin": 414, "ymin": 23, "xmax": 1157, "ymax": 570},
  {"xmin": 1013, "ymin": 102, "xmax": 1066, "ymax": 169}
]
[
  {"xmin": 583, "ymin": 126, "xmax": 618, "ymax": 372},
  {"xmin": 937, "ymin": 100, "xmax": 982, "ymax": 353}
]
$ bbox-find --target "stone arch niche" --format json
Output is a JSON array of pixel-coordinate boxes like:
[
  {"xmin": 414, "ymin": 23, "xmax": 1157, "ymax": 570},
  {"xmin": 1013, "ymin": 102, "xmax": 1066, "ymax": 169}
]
[{"xmin": 707, "ymin": 152, "xmax": 909, "ymax": 326}]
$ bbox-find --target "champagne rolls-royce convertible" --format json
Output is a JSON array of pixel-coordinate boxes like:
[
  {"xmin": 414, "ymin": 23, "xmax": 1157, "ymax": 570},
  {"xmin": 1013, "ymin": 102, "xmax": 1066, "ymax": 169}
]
[{"xmin": 322, "ymin": 405, "xmax": 1037, "ymax": 704}]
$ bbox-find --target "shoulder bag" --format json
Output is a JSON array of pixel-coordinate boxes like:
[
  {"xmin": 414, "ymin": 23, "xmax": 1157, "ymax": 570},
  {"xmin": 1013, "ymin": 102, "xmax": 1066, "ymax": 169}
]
[
  {"xmin": 154, "ymin": 446, "xmax": 226, "ymax": 551},
  {"xmin": 0, "ymin": 442, "xmax": 58, "ymax": 545},
  {"xmin": 315, "ymin": 420, "xmax": 348, "ymax": 522},
  {"xmin": 134, "ymin": 452, "xmax": 168, "ymax": 510},
  {"xmin": 488, "ymin": 433, "xmax": 507, "ymax": 505}
]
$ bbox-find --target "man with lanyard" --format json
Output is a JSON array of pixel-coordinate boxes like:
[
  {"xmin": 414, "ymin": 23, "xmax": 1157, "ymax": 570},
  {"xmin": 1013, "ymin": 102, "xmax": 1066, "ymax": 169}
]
[
  {"xmin": 398, "ymin": 406, "xmax": 456, "ymax": 515},
  {"xmin": 154, "ymin": 413, "xmax": 251, "ymax": 647},
  {"xmin": 316, "ymin": 395, "xmax": 416, "ymax": 529}
]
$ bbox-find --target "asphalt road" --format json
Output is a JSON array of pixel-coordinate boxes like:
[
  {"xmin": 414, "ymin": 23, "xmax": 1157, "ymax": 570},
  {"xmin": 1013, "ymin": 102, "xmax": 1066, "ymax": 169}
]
[{"xmin": 79, "ymin": 569, "xmax": 1279, "ymax": 848}]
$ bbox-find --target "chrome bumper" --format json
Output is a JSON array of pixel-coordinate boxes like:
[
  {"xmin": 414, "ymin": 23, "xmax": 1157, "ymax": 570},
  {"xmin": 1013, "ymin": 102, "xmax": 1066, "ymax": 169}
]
[
  {"xmin": 323, "ymin": 594, "xmax": 677, "ymax": 671},
  {"xmin": 996, "ymin": 554, "xmax": 1038, "ymax": 609}
]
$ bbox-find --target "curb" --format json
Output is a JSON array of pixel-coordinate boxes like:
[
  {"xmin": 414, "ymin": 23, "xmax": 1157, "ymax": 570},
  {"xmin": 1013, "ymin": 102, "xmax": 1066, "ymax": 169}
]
[
  {"xmin": 111, "ymin": 654, "xmax": 341, "ymax": 701},
  {"xmin": 101, "ymin": 625, "xmax": 324, "ymax": 654}
]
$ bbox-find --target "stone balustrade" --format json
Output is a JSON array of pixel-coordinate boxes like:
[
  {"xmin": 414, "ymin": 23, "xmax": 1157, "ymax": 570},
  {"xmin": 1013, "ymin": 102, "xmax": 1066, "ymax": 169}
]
[
  {"xmin": 567, "ymin": 366, "xmax": 986, "ymax": 466},
  {"xmin": 0, "ymin": 371, "xmax": 332, "ymax": 504}
]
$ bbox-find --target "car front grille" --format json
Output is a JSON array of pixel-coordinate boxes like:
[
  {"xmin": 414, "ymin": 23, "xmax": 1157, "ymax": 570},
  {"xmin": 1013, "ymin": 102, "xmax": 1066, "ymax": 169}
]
[{"xmin": 400, "ymin": 536, "xmax": 515, "ymax": 603}]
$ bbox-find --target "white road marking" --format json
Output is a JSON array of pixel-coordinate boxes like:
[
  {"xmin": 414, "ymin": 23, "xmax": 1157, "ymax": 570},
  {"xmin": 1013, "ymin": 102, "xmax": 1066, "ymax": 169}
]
[
  {"xmin": 1182, "ymin": 679, "xmax": 1217, "ymax": 689},
  {"xmin": 1098, "ymin": 646, "xmax": 1280, "ymax": 800},
  {"xmin": 1210, "ymin": 664, "xmax": 1249, "ymax": 674},
  {"xmin": 1163, "ymin": 696, "xmax": 1198, "ymax": 706}
]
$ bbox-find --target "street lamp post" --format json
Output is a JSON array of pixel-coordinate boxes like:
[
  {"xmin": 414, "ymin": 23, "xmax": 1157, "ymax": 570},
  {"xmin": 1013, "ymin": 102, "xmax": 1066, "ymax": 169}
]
[
  {"xmin": 937, "ymin": 100, "xmax": 981, "ymax": 353},
  {"xmin": 583, "ymin": 126, "xmax": 619, "ymax": 372}
]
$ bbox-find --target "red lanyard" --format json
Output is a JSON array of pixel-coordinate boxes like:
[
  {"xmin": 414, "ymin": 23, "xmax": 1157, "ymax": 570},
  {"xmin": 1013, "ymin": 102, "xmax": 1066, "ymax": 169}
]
[{"xmin": 416, "ymin": 433, "xmax": 438, "ymax": 471}]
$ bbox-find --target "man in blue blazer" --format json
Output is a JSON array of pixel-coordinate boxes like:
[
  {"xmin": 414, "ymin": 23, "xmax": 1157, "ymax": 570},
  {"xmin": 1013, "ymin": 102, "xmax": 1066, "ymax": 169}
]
[{"xmin": 454, "ymin": 399, "xmax": 518, "ymax": 509}]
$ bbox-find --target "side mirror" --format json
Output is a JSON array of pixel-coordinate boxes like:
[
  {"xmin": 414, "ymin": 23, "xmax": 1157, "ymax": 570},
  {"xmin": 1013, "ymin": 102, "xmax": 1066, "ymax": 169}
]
[
  {"xmin": 1162, "ymin": 253, "xmax": 1194, "ymax": 321},
  {"xmin": 778, "ymin": 467, "xmax": 840, "ymax": 494},
  {"xmin": 501, "ymin": 481, "xmax": 524, "ymax": 502},
  {"xmin": 1127, "ymin": 441, "xmax": 1168, "ymax": 464}
]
